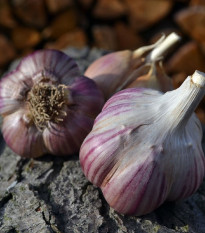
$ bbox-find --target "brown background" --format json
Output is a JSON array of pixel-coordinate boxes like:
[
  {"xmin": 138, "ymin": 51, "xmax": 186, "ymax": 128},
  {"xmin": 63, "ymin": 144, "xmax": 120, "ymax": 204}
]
[{"xmin": 0, "ymin": 0, "xmax": 204, "ymax": 123}]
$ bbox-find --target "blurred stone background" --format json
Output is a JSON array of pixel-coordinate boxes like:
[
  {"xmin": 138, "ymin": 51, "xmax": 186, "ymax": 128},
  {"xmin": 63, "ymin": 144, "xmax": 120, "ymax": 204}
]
[{"xmin": 0, "ymin": 0, "xmax": 204, "ymax": 123}]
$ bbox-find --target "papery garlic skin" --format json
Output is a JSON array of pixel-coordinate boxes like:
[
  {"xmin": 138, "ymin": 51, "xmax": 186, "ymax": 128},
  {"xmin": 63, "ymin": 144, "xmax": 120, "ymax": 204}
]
[
  {"xmin": 0, "ymin": 49, "xmax": 104, "ymax": 157},
  {"xmin": 85, "ymin": 33, "xmax": 180, "ymax": 100},
  {"xmin": 85, "ymin": 50, "xmax": 144, "ymax": 100},
  {"xmin": 80, "ymin": 71, "xmax": 205, "ymax": 216}
]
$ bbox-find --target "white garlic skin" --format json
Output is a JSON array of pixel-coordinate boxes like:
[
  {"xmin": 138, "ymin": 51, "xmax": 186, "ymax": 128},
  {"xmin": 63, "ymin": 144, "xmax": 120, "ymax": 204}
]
[{"xmin": 80, "ymin": 72, "xmax": 205, "ymax": 216}]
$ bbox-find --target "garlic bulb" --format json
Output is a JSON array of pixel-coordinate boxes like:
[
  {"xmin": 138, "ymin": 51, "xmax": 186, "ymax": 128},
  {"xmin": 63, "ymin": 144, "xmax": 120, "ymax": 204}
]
[
  {"xmin": 0, "ymin": 49, "xmax": 104, "ymax": 158},
  {"xmin": 85, "ymin": 32, "xmax": 180, "ymax": 100},
  {"xmin": 80, "ymin": 70, "xmax": 205, "ymax": 216}
]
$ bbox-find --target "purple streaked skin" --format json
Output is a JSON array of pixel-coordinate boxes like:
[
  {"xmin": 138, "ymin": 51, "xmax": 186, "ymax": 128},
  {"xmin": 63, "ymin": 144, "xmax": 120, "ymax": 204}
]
[
  {"xmin": 102, "ymin": 158, "xmax": 168, "ymax": 215},
  {"xmin": 0, "ymin": 49, "xmax": 104, "ymax": 157},
  {"xmin": 84, "ymin": 33, "xmax": 181, "ymax": 101},
  {"xmin": 84, "ymin": 50, "xmax": 146, "ymax": 100},
  {"xmin": 80, "ymin": 78, "xmax": 205, "ymax": 216},
  {"xmin": 84, "ymin": 51, "xmax": 133, "ymax": 81},
  {"xmin": 0, "ymin": 50, "xmax": 81, "ymax": 113},
  {"xmin": 81, "ymin": 127, "xmax": 134, "ymax": 185},
  {"xmin": 81, "ymin": 129, "xmax": 171, "ymax": 215},
  {"xmin": 2, "ymin": 109, "xmax": 46, "ymax": 157}
]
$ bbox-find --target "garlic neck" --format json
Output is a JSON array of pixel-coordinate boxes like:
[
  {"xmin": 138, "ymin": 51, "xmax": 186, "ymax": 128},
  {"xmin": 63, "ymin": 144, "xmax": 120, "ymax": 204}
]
[
  {"xmin": 27, "ymin": 82, "xmax": 70, "ymax": 130},
  {"xmin": 133, "ymin": 32, "xmax": 180, "ymax": 62},
  {"xmin": 162, "ymin": 70, "xmax": 205, "ymax": 131},
  {"xmin": 147, "ymin": 32, "xmax": 180, "ymax": 63}
]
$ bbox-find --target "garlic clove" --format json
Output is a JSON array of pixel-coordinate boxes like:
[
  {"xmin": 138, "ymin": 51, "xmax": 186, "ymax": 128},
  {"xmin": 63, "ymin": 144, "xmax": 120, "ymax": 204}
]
[
  {"xmin": 80, "ymin": 70, "xmax": 205, "ymax": 216},
  {"xmin": 2, "ymin": 109, "xmax": 47, "ymax": 158},
  {"xmin": 85, "ymin": 33, "xmax": 180, "ymax": 100}
]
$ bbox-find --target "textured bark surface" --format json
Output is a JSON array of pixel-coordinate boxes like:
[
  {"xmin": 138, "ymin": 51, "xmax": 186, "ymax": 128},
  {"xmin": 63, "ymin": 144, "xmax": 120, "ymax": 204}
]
[{"xmin": 0, "ymin": 48, "xmax": 205, "ymax": 233}]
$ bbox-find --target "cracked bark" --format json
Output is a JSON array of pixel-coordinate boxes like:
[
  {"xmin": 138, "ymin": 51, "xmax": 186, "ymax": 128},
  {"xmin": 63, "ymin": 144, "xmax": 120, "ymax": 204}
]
[{"xmin": 0, "ymin": 47, "xmax": 205, "ymax": 233}]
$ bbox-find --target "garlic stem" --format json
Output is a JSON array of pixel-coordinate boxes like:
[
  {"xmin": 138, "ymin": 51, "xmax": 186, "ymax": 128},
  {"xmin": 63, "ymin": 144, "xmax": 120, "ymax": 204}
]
[
  {"xmin": 164, "ymin": 70, "xmax": 205, "ymax": 130},
  {"xmin": 147, "ymin": 32, "xmax": 181, "ymax": 63},
  {"xmin": 133, "ymin": 34, "xmax": 166, "ymax": 58}
]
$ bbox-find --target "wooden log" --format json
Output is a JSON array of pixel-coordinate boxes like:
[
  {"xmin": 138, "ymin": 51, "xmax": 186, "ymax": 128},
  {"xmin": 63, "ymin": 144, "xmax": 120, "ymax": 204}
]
[
  {"xmin": 92, "ymin": 25, "xmax": 117, "ymax": 50},
  {"xmin": 10, "ymin": 0, "xmax": 47, "ymax": 29},
  {"xmin": 45, "ymin": 0, "xmax": 74, "ymax": 14},
  {"xmin": 0, "ymin": 0, "xmax": 17, "ymax": 29},
  {"xmin": 44, "ymin": 29, "xmax": 87, "ymax": 50},
  {"xmin": 175, "ymin": 6, "xmax": 205, "ymax": 44},
  {"xmin": 93, "ymin": 0, "xmax": 127, "ymax": 19},
  {"xmin": 166, "ymin": 41, "xmax": 205, "ymax": 75},
  {"xmin": 0, "ymin": 34, "xmax": 16, "ymax": 67},
  {"xmin": 125, "ymin": 0, "xmax": 173, "ymax": 31},
  {"xmin": 42, "ymin": 9, "xmax": 77, "ymax": 39},
  {"xmin": 11, "ymin": 27, "xmax": 41, "ymax": 50}
]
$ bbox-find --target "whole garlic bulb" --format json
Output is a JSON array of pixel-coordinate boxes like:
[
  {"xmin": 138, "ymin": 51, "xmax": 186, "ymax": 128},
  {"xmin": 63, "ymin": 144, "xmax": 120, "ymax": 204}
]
[
  {"xmin": 80, "ymin": 70, "xmax": 205, "ymax": 216},
  {"xmin": 85, "ymin": 33, "xmax": 180, "ymax": 100},
  {"xmin": 0, "ymin": 49, "xmax": 104, "ymax": 158}
]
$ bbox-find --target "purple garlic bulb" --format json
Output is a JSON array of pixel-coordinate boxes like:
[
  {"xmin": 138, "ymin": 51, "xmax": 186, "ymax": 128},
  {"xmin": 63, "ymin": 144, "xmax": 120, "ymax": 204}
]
[
  {"xmin": 0, "ymin": 49, "xmax": 104, "ymax": 158},
  {"xmin": 80, "ymin": 70, "xmax": 205, "ymax": 216},
  {"xmin": 85, "ymin": 32, "xmax": 180, "ymax": 100}
]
